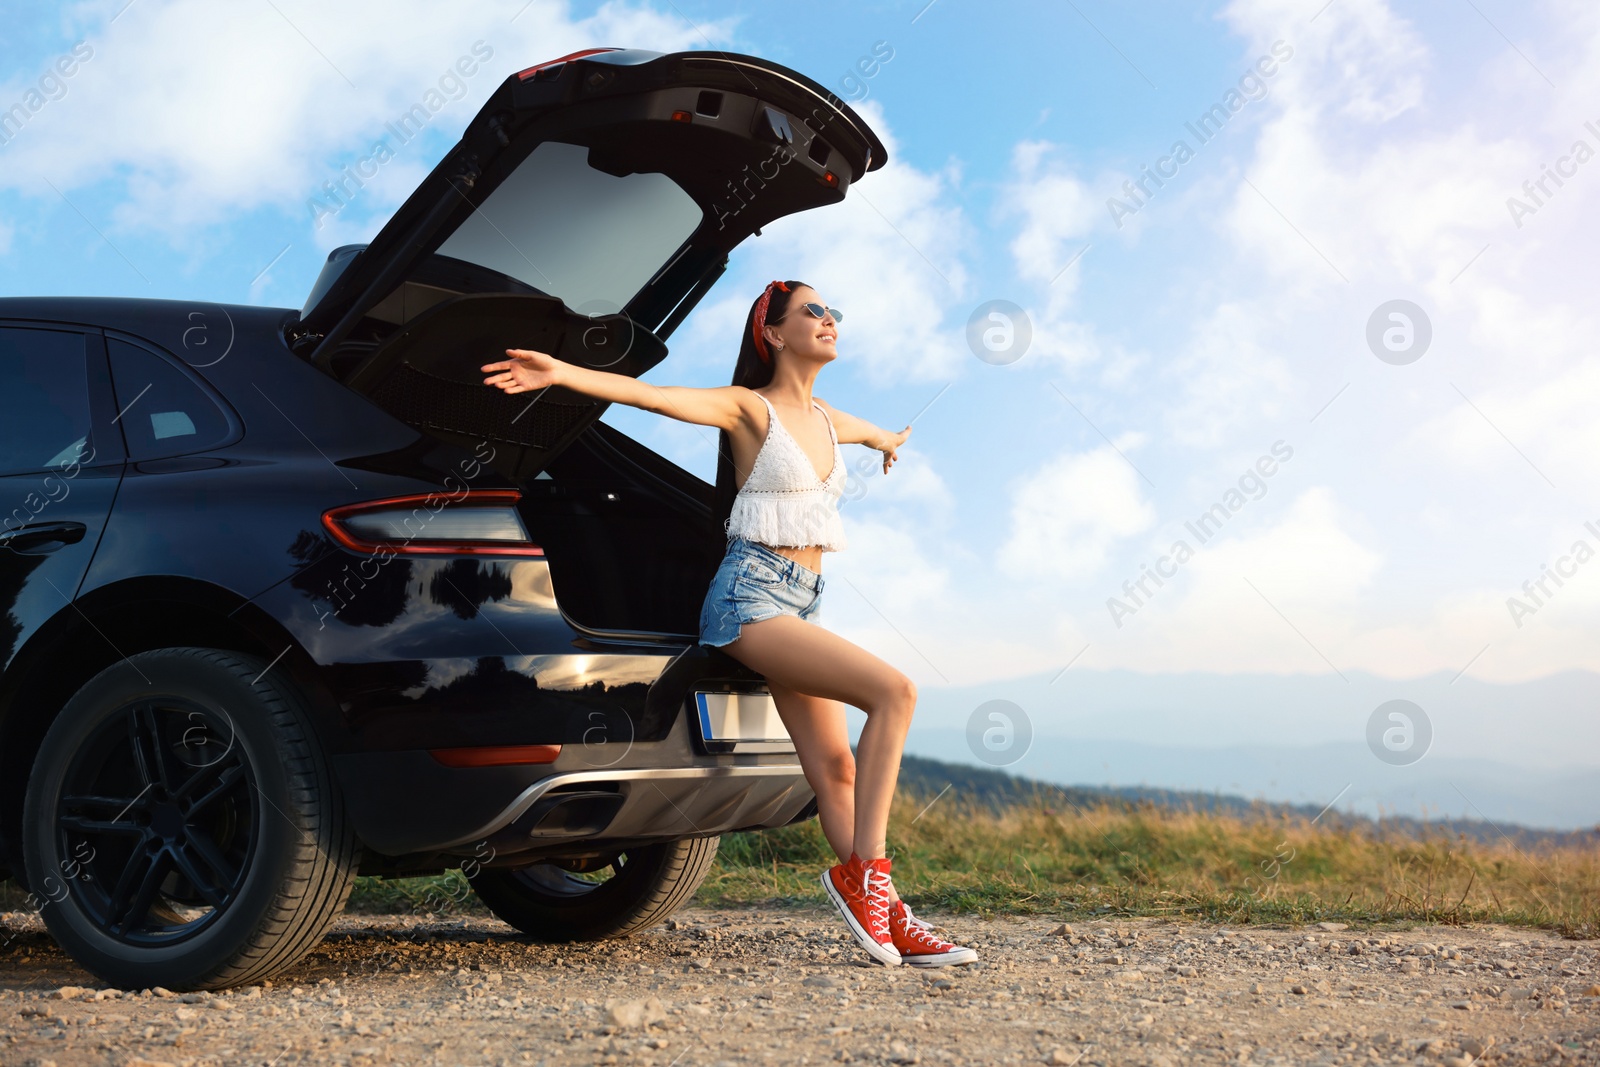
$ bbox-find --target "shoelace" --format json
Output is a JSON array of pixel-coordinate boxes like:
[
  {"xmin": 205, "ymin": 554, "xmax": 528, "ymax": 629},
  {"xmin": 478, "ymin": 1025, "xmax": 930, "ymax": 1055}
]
[
  {"xmin": 860, "ymin": 864, "xmax": 893, "ymax": 941},
  {"xmin": 895, "ymin": 906, "xmax": 956, "ymax": 951}
]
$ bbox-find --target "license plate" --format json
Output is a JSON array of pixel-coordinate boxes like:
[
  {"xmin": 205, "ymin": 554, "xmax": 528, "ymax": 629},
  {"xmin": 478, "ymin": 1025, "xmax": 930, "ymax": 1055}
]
[{"xmin": 693, "ymin": 691, "xmax": 793, "ymax": 753}]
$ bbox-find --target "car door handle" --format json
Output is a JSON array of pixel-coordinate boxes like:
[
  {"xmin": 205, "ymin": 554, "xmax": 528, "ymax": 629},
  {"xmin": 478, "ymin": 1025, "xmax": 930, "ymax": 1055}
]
[{"xmin": 0, "ymin": 521, "xmax": 88, "ymax": 553}]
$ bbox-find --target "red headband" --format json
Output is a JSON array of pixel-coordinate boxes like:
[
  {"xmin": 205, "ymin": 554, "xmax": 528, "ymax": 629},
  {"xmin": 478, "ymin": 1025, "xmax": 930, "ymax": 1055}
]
[{"xmin": 751, "ymin": 280, "xmax": 790, "ymax": 363}]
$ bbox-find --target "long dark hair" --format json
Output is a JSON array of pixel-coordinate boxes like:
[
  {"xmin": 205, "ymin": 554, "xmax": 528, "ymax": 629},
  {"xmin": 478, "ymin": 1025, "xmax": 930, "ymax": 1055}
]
[{"xmin": 711, "ymin": 280, "xmax": 807, "ymax": 541}]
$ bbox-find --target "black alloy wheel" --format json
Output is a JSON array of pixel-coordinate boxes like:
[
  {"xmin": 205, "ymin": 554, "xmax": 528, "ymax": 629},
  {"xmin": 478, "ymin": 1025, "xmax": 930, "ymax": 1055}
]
[
  {"xmin": 52, "ymin": 696, "xmax": 256, "ymax": 946},
  {"xmin": 469, "ymin": 836, "xmax": 720, "ymax": 942},
  {"xmin": 23, "ymin": 648, "xmax": 359, "ymax": 990}
]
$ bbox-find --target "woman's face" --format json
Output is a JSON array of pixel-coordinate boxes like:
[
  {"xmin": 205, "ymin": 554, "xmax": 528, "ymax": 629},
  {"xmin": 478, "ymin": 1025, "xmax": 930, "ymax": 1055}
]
[{"xmin": 764, "ymin": 285, "xmax": 839, "ymax": 366}]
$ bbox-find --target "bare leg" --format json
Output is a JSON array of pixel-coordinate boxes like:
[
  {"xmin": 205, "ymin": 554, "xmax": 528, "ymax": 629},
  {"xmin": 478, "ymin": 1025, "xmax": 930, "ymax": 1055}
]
[
  {"xmin": 723, "ymin": 615, "xmax": 915, "ymax": 859},
  {"xmin": 766, "ymin": 679, "xmax": 907, "ymax": 902},
  {"xmin": 766, "ymin": 681, "xmax": 855, "ymax": 863}
]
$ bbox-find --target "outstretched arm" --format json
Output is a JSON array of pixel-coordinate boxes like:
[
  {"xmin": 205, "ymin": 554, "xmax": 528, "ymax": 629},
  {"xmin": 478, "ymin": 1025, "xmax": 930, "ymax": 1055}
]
[
  {"xmin": 480, "ymin": 348, "xmax": 747, "ymax": 433},
  {"xmin": 816, "ymin": 398, "xmax": 911, "ymax": 474}
]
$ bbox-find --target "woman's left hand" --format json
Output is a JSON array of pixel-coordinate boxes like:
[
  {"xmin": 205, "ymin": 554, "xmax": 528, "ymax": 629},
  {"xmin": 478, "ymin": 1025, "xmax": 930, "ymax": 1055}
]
[{"xmin": 879, "ymin": 425, "xmax": 911, "ymax": 474}]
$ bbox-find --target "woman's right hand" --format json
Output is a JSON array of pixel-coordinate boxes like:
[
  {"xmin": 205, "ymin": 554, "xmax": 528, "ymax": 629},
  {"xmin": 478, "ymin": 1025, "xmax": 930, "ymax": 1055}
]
[{"xmin": 480, "ymin": 348, "xmax": 563, "ymax": 395}]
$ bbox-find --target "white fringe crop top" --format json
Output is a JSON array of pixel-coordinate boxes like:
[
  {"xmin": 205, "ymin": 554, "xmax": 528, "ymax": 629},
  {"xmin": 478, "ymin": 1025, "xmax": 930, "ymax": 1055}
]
[{"xmin": 723, "ymin": 393, "xmax": 849, "ymax": 552}]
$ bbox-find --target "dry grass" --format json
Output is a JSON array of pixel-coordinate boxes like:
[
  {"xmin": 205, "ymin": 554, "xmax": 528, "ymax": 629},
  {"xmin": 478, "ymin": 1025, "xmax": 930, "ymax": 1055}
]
[{"xmin": 704, "ymin": 790, "xmax": 1600, "ymax": 937}]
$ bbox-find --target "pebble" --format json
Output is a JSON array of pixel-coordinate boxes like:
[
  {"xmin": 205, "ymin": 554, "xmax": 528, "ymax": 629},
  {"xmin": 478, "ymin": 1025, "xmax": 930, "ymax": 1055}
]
[
  {"xmin": 1045, "ymin": 1050, "xmax": 1076, "ymax": 1065},
  {"xmin": 888, "ymin": 1039, "xmax": 919, "ymax": 1064},
  {"xmin": 49, "ymin": 986, "xmax": 87, "ymax": 1000},
  {"xmin": 1317, "ymin": 922, "xmax": 1349, "ymax": 932},
  {"xmin": 605, "ymin": 997, "xmax": 667, "ymax": 1029}
]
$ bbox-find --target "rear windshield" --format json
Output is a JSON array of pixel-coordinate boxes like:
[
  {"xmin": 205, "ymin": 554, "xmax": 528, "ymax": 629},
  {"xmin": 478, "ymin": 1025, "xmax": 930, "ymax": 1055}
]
[{"xmin": 435, "ymin": 140, "xmax": 703, "ymax": 315}]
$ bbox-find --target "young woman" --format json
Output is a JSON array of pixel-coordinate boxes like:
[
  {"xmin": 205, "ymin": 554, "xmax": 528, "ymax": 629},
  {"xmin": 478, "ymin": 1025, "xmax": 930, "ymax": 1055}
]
[{"xmin": 479, "ymin": 280, "xmax": 976, "ymax": 967}]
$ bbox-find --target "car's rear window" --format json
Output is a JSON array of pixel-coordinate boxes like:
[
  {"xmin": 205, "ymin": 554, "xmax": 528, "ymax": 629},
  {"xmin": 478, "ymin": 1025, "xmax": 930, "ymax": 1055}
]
[
  {"xmin": 434, "ymin": 140, "xmax": 703, "ymax": 315},
  {"xmin": 107, "ymin": 339, "xmax": 232, "ymax": 460}
]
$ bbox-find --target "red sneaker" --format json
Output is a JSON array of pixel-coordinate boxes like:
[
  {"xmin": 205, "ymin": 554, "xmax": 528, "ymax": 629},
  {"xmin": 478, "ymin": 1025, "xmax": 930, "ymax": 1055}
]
[
  {"xmin": 890, "ymin": 901, "xmax": 978, "ymax": 966},
  {"xmin": 821, "ymin": 853, "xmax": 900, "ymax": 966}
]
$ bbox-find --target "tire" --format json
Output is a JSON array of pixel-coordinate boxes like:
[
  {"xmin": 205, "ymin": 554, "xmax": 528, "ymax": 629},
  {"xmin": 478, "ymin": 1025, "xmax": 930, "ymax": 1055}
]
[
  {"xmin": 21, "ymin": 647, "xmax": 359, "ymax": 990},
  {"xmin": 469, "ymin": 836, "xmax": 719, "ymax": 942}
]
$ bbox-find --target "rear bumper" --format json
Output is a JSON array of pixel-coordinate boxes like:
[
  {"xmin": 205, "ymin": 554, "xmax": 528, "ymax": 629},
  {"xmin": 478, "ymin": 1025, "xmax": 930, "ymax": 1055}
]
[
  {"xmin": 467, "ymin": 763, "xmax": 812, "ymax": 853},
  {"xmin": 331, "ymin": 709, "xmax": 813, "ymax": 857}
]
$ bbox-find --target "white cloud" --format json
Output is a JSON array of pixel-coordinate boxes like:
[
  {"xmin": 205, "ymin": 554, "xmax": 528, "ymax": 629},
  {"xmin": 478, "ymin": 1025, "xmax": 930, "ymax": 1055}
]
[
  {"xmin": 1000, "ymin": 140, "xmax": 1098, "ymax": 290},
  {"xmin": 1222, "ymin": 0, "xmax": 1427, "ymax": 123},
  {"xmin": 1159, "ymin": 300, "xmax": 1297, "ymax": 449},
  {"xmin": 0, "ymin": 1, "xmax": 722, "ymax": 232},
  {"xmin": 732, "ymin": 99, "xmax": 971, "ymax": 384},
  {"xmin": 842, "ymin": 445, "xmax": 953, "ymax": 514},
  {"xmin": 999, "ymin": 441, "xmax": 1156, "ymax": 581},
  {"xmin": 1098, "ymin": 487, "xmax": 1383, "ymax": 672}
]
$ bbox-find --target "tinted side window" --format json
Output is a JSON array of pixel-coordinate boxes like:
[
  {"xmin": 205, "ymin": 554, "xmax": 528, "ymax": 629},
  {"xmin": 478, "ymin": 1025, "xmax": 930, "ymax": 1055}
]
[
  {"xmin": 0, "ymin": 327, "xmax": 92, "ymax": 476},
  {"xmin": 108, "ymin": 339, "xmax": 231, "ymax": 460}
]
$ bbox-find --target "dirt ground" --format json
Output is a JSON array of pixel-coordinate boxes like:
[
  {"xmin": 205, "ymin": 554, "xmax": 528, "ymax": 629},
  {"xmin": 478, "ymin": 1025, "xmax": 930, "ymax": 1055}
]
[{"xmin": 1, "ymin": 905, "xmax": 1596, "ymax": 1066}]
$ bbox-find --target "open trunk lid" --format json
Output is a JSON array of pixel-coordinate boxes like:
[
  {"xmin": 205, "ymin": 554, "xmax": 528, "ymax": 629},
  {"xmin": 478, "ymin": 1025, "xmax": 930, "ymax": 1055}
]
[{"xmin": 290, "ymin": 48, "xmax": 886, "ymax": 479}]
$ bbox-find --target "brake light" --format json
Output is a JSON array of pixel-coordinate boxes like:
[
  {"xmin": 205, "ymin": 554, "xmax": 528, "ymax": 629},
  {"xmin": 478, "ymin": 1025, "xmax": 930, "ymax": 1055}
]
[
  {"xmin": 430, "ymin": 744, "xmax": 562, "ymax": 768},
  {"xmin": 516, "ymin": 48, "xmax": 620, "ymax": 81},
  {"xmin": 670, "ymin": 109, "xmax": 693, "ymax": 123},
  {"xmin": 820, "ymin": 170, "xmax": 839, "ymax": 188},
  {"xmin": 322, "ymin": 490, "xmax": 544, "ymax": 557}
]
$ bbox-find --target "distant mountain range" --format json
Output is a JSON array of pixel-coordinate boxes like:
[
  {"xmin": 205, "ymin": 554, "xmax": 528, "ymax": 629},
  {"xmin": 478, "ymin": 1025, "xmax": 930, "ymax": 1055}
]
[
  {"xmin": 885, "ymin": 665, "xmax": 1600, "ymax": 833},
  {"xmin": 894, "ymin": 750, "xmax": 1599, "ymax": 850}
]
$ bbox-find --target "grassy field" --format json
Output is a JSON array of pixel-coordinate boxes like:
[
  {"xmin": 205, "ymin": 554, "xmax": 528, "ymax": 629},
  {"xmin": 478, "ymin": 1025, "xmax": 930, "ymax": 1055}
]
[{"xmin": 340, "ymin": 788, "xmax": 1599, "ymax": 938}]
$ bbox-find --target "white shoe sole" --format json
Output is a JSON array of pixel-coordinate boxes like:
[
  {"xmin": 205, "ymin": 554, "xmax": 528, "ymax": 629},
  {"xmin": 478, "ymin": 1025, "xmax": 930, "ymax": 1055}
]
[
  {"xmin": 901, "ymin": 946, "xmax": 979, "ymax": 967},
  {"xmin": 820, "ymin": 870, "xmax": 901, "ymax": 966}
]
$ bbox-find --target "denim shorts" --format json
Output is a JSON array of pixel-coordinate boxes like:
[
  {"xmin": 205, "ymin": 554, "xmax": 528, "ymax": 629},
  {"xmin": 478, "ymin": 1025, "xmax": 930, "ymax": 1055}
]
[{"xmin": 698, "ymin": 537, "xmax": 824, "ymax": 648}]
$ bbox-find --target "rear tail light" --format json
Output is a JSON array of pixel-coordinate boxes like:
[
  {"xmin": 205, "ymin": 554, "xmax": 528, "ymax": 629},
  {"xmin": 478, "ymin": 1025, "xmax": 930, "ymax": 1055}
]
[
  {"xmin": 670, "ymin": 109, "xmax": 693, "ymax": 123},
  {"xmin": 322, "ymin": 490, "xmax": 544, "ymax": 557}
]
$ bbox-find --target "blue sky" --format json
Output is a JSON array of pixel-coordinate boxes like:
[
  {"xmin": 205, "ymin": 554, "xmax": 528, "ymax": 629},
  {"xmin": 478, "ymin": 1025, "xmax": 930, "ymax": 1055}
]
[{"xmin": 4, "ymin": 1, "xmax": 1598, "ymax": 811}]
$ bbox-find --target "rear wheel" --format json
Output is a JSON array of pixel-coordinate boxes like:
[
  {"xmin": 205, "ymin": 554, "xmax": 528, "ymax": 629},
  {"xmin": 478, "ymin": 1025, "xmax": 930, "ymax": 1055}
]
[
  {"xmin": 469, "ymin": 836, "xmax": 719, "ymax": 941},
  {"xmin": 21, "ymin": 647, "xmax": 359, "ymax": 990}
]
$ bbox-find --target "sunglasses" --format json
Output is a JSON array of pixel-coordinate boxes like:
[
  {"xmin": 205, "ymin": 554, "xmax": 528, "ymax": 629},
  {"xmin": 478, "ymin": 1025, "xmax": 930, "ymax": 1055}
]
[{"xmin": 779, "ymin": 301, "xmax": 843, "ymax": 324}]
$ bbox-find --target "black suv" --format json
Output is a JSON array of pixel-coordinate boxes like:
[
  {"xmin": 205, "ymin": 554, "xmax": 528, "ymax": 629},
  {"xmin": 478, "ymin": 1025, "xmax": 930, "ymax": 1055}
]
[{"xmin": 0, "ymin": 48, "xmax": 885, "ymax": 990}]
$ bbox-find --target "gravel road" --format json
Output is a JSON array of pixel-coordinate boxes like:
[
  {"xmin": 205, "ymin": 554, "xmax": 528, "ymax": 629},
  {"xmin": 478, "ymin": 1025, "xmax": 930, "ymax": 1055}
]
[{"xmin": 2, "ymin": 906, "xmax": 1596, "ymax": 1066}]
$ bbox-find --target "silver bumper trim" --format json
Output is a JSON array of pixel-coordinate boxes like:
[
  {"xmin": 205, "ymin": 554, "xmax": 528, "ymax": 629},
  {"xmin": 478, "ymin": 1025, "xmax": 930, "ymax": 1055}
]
[{"xmin": 438, "ymin": 763, "xmax": 807, "ymax": 851}]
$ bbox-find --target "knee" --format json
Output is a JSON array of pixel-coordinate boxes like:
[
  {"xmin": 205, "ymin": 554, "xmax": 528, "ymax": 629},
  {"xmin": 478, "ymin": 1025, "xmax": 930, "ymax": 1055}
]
[
  {"xmin": 873, "ymin": 672, "xmax": 916, "ymax": 723},
  {"xmin": 894, "ymin": 671, "xmax": 916, "ymax": 711},
  {"xmin": 822, "ymin": 749, "xmax": 856, "ymax": 791}
]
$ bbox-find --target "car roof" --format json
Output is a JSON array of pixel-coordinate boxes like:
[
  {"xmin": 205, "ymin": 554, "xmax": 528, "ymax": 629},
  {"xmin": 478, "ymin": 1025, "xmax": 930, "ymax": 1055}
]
[{"xmin": 0, "ymin": 296, "xmax": 293, "ymax": 355}]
